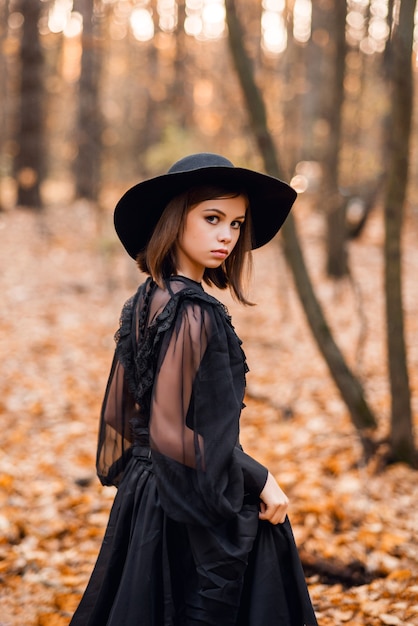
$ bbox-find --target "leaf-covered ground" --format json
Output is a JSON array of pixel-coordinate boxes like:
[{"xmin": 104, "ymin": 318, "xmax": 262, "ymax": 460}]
[{"xmin": 0, "ymin": 195, "xmax": 417, "ymax": 625}]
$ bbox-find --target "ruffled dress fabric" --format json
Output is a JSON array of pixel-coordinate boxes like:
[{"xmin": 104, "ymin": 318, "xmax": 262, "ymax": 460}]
[{"xmin": 70, "ymin": 277, "xmax": 317, "ymax": 626}]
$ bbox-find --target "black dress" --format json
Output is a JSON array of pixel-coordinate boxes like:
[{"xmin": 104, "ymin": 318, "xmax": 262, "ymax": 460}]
[{"xmin": 70, "ymin": 276, "xmax": 318, "ymax": 626}]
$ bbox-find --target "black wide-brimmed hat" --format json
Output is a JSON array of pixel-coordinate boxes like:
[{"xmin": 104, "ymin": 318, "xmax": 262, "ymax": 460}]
[{"xmin": 114, "ymin": 153, "xmax": 296, "ymax": 258}]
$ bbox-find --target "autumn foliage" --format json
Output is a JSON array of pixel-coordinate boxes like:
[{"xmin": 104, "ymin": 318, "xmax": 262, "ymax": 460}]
[{"xmin": 0, "ymin": 192, "xmax": 417, "ymax": 625}]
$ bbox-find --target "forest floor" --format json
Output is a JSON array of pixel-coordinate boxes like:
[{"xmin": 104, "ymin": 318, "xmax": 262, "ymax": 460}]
[{"xmin": 0, "ymin": 189, "xmax": 417, "ymax": 626}]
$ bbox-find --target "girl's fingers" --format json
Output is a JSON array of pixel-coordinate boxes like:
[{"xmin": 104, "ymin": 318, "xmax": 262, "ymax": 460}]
[{"xmin": 259, "ymin": 503, "xmax": 288, "ymax": 524}]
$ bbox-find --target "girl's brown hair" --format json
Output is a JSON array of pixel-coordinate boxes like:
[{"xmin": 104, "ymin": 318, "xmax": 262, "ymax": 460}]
[{"xmin": 136, "ymin": 185, "xmax": 254, "ymax": 305}]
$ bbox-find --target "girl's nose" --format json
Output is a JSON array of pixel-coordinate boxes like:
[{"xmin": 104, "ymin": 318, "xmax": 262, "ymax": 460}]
[{"xmin": 219, "ymin": 228, "xmax": 232, "ymax": 243}]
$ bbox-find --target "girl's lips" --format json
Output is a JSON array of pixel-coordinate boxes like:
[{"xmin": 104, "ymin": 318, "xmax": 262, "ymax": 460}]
[{"xmin": 211, "ymin": 250, "xmax": 228, "ymax": 259}]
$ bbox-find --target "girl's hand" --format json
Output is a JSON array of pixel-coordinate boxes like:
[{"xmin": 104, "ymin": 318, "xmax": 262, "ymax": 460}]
[{"xmin": 259, "ymin": 472, "xmax": 289, "ymax": 524}]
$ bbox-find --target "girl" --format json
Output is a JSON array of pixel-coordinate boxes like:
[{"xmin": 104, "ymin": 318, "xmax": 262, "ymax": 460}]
[{"xmin": 70, "ymin": 153, "xmax": 318, "ymax": 626}]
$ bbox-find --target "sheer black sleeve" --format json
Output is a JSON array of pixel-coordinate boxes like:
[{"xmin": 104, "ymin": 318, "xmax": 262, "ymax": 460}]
[
  {"xmin": 234, "ymin": 447, "xmax": 268, "ymax": 495},
  {"xmin": 96, "ymin": 355, "xmax": 138, "ymax": 487},
  {"xmin": 149, "ymin": 297, "xmax": 266, "ymax": 525},
  {"xmin": 96, "ymin": 291, "xmax": 142, "ymax": 487}
]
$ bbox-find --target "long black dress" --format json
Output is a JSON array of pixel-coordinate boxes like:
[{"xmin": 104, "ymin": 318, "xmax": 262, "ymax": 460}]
[{"xmin": 70, "ymin": 276, "xmax": 318, "ymax": 626}]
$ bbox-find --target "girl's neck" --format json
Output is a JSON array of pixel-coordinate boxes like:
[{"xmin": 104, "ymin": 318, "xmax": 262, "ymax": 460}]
[{"xmin": 172, "ymin": 273, "xmax": 203, "ymax": 286}]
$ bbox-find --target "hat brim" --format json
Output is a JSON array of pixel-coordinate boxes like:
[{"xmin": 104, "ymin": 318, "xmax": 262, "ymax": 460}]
[{"xmin": 114, "ymin": 165, "xmax": 297, "ymax": 258}]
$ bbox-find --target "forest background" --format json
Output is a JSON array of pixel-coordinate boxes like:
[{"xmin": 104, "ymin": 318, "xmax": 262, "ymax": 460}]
[{"xmin": 0, "ymin": 0, "xmax": 418, "ymax": 624}]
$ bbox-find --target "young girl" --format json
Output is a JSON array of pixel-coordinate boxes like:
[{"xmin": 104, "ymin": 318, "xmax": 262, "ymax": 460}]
[{"xmin": 70, "ymin": 153, "xmax": 318, "ymax": 626}]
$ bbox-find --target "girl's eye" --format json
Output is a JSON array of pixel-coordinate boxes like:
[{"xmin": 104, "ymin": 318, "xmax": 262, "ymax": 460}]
[
  {"xmin": 231, "ymin": 220, "xmax": 243, "ymax": 230},
  {"xmin": 206, "ymin": 215, "xmax": 219, "ymax": 224}
]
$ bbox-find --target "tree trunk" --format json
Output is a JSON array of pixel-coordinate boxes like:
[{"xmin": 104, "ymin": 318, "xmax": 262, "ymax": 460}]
[
  {"xmin": 383, "ymin": 0, "xmax": 395, "ymax": 69},
  {"xmin": 138, "ymin": 0, "xmax": 163, "ymax": 167},
  {"xmin": 298, "ymin": 1, "xmax": 348, "ymax": 277},
  {"xmin": 225, "ymin": 0, "xmax": 377, "ymax": 448},
  {"xmin": 279, "ymin": 6, "xmax": 303, "ymax": 170},
  {"xmin": 74, "ymin": 0, "xmax": 103, "ymax": 201},
  {"xmin": 383, "ymin": 0, "xmax": 417, "ymax": 466},
  {"xmin": 321, "ymin": 0, "xmax": 347, "ymax": 279},
  {"xmin": 301, "ymin": 1, "xmax": 330, "ymax": 161},
  {"xmin": 171, "ymin": 0, "xmax": 190, "ymax": 128},
  {"xmin": 0, "ymin": 0, "xmax": 8, "ymax": 211},
  {"xmin": 15, "ymin": 0, "xmax": 45, "ymax": 209}
]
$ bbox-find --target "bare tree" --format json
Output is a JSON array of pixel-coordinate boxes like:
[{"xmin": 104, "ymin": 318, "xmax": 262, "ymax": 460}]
[
  {"xmin": 14, "ymin": 0, "xmax": 45, "ymax": 209},
  {"xmin": 299, "ymin": 1, "xmax": 348, "ymax": 277},
  {"xmin": 171, "ymin": 0, "xmax": 191, "ymax": 128},
  {"xmin": 0, "ymin": 0, "xmax": 8, "ymax": 212},
  {"xmin": 136, "ymin": 0, "xmax": 164, "ymax": 168},
  {"xmin": 321, "ymin": 0, "xmax": 347, "ymax": 279},
  {"xmin": 225, "ymin": 0, "xmax": 377, "ymax": 456},
  {"xmin": 73, "ymin": 0, "xmax": 103, "ymax": 201},
  {"xmin": 383, "ymin": 0, "xmax": 417, "ymax": 466}
]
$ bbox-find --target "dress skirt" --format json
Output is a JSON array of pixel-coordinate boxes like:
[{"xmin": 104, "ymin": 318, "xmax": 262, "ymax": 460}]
[{"xmin": 70, "ymin": 453, "xmax": 317, "ymax": 626}]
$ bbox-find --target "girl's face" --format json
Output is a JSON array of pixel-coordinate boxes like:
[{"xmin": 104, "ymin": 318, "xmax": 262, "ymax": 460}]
[{"xmin": 175, "ymin": 195, "xmax": 247, "ymax": 282}]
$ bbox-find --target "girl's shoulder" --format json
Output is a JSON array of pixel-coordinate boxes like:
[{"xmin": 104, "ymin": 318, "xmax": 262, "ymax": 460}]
[
  {"xmin": 117, "ymin": 276, "xmax": 230, "ymax": 339},
  {"xmin": 165, "ymin": 276, "xmax": 228, "ymax": 310},
  {"xmin": 151, "ymin": 276, "xmax": 231, "ymax": 331}
]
